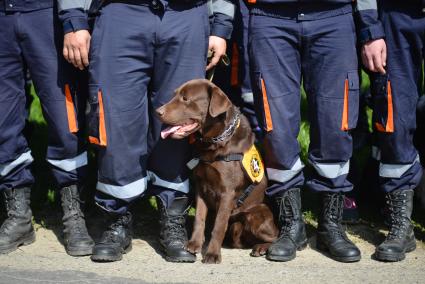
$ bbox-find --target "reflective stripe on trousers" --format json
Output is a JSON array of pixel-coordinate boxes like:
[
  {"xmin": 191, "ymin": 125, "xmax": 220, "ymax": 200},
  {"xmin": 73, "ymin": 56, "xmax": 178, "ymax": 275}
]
[{"xmin": 0, "ymin": 151, "xmax": 33, "ymax": 177}]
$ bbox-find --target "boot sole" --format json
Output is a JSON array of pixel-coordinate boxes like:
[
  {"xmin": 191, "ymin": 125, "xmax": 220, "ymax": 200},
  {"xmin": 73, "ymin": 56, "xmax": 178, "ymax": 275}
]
[
  {"xmin": 66, "ymin": 243, "xmax": 95, "ymax": 257},
  {"xmin": 316, "ymin": 240, "xmax": 361, "ymax": 263},
  {"xmin": 165, "ymin": 255, "xmax": 196, "ymax": 263},
  {"xmin": 91, "ymin": 243, "xmax": 132, "ymax": 262},
  {"xmin": 374, "ymin": 240, "xmax": 416, "ymax": 262},
  {"xmin": 160, "ymin": 244, "xmax": 196, "ymax": 263},
  {"xmin": 0, "ymin": 230, "xmax": 36, "ymax": 254},
  {"xmin": 266, "ymin": 240, "xmax": 308, "ymax": 262}
]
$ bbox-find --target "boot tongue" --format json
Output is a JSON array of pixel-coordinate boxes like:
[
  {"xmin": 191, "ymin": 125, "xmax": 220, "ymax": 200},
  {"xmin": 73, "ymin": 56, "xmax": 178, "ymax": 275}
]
[{"xmin": 167, "ymin": 197, "xmax": 189, "ymax": 216}]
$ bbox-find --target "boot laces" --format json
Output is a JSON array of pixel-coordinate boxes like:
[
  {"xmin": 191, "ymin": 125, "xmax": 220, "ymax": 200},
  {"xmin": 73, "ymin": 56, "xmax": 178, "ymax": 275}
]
[
  {"xmin": 387, "ymin": 193, "xmax": 409, "ymax": 240},
  {"xmin": 0, "ymin": 196, "xmax": 21, "ymax": 234},
  {"xmin": 323, "ymin": 194, "xmax": 349, "ymax": 241},
  {"xmin": 102, "ymin": 215, "xmax": 129, "ymax": 243},
  {"xmin": 64, "ymin": 195, "xmax": 86, "ymax": 234},
  {"xmin": 277, "ymin": 193, "xmax": 298, "ymax": 239},
  {"xmin": 165, "ymin": 215, "xmax": 186, "ymax": 244}
]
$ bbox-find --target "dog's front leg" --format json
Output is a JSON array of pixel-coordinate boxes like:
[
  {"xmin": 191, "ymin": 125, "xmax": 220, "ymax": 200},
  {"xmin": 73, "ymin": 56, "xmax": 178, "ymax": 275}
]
[
  {"xmin": 186, "ymin": 193, "xmax": 208, "ymax": 254},
  {"xmin": 202, "ymin": 194, "xmax": 235, "ymax": 264}
]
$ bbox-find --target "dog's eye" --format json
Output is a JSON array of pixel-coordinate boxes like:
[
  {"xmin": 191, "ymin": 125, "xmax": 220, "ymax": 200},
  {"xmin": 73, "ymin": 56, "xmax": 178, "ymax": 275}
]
[{"xmin": 181, "ymin": 96, "xmax": 189, "ymax": 102}]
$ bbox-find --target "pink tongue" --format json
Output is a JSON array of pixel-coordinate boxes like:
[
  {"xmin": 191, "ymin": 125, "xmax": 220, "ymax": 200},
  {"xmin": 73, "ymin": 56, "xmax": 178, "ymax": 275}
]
[{"xmin": 161, "ymin": 125, "xmax": 182, "ymax": 139}]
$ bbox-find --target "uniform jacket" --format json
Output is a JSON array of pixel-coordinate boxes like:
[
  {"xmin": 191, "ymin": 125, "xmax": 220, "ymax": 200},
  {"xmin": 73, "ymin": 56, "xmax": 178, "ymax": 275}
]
[
  {"xmin": 57, "ymin": 0, "xmax": 235, "ymax": 39},
  {"xmin": 0, "ymin": 0, "xmax": 53, "ymax": 11},
  {"xmin": 247, "ymin": 0, "xmax": 384, "ymax": 43}
]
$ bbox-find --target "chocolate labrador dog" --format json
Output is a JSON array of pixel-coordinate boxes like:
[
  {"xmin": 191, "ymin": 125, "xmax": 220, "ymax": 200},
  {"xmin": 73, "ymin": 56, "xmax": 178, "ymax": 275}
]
[{"xmin": 156, "ymin": 79, "xmax": 278, "ymax": 264}]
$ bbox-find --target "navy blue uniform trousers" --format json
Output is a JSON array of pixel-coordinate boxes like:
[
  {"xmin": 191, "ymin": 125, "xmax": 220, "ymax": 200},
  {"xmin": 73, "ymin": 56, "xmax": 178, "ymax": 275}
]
[
  {"xmin": 370, "ymin": 1, "xmax": 424, "ymax": 193},
  {"xmin": 88, "ymin": 2, "xmax": 209, "ymax": 213},
  {"xmin": 0, "ymin": 7, "xmax": 87, "ymax": 192},
  {"xmin": 249, "ymin": 4, "xmax": 359, "ymax": 195}
]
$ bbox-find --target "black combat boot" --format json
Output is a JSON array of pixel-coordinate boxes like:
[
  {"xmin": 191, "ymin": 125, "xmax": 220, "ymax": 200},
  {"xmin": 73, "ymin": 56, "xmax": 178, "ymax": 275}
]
[
  {"xmin": 316, "ymin": 192, "xmax": 361, "ymax": 262},
  {"xmin": 266, "ymin": 188, "xmax": 308, "ymax": 262},
  {"xmin": 157, "ymin": 196, "xmax": 196, "ymax": 262},
  {"xmin": 0, "ymin": 187, "xmax": 35, "ymax": 254},
  {"xmin": 60, "ymin": 185, "xmax": 94, "ymax": 256},
  {"xmin": 375, "ymin": 189, "xmax": 416, "ymax": 262},
  {"xmin": 91, "ymin": 211, "xmax": 133, "ymax": 262}
]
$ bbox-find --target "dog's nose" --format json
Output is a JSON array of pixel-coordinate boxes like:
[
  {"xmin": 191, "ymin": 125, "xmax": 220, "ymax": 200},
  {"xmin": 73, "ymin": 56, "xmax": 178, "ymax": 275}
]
[{"xmin": 156, "ymin": 106, "xmax": 165, "ymax": 117}]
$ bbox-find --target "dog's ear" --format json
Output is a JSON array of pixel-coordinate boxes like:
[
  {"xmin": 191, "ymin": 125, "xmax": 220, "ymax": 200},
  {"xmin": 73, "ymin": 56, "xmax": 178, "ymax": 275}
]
[{"xmin": 208, "ymin": 84, "xmax": 232, "ymax": 118}]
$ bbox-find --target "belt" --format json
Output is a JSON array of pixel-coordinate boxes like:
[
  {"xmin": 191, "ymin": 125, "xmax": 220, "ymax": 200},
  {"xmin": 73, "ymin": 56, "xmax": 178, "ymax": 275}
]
[{"xmin": 105, "ymin": 0, "xmax": 206, "ymax": 10}]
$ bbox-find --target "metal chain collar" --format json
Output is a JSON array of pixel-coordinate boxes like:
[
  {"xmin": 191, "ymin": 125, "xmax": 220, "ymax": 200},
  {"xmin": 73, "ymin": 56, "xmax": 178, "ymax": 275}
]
[{"xmin": 200, "ymin": 110, "xmax": 241, "ymax": 144}]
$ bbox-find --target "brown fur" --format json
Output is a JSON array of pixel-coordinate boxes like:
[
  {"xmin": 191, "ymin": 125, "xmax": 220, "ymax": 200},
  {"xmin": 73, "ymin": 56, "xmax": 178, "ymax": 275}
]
[{"xmin": 156, "ymin": 79, "xmax": 278, "ymax": 264}]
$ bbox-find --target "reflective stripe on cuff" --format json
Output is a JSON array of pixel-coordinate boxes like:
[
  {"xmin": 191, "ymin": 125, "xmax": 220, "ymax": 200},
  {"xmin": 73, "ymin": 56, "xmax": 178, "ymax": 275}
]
[
  {"xmin": 311, "ymin": 160, "xmax": 350, "ymax": 179},
  {"xmin": 148, "ymin": 171, "xmax": 190, "ymax": 194},
  {"xmin": 379, "ymin": 155, "xmax": 420, "ymax": 178},
  {"xmin": 267, "ymin": 158, "xmax": 304, "ymax": 183},
  {"xmin": 47, "ymin": 151, "xmax": 88, "ymax": 172},
  {"xmin": 97, "ymin": 176, "xmax": 148, "ymax": 200},
  {"xmin": 0, "ymin": 151, "xmax": 34, "ymax": 177}
]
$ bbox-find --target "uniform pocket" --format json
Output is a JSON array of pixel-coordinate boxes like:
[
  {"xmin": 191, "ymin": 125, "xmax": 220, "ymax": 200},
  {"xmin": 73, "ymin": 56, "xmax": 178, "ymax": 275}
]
[
  {"xmin": 88, "ymin": 85, "xmax": 107, "ymax": 146},
  {"xmin": 341, "ymin": 71, "xmax": 359, "ymax": 131},
  {"xmin": 253, "ymin": 72, "xmax": 273, "ymax": 132},
  {"xmin": 371, "ymin": 73, "xmax": 394, "ymax": 133},
  {"xmin": 64, "ymin": 84, "xmax": 79, "ymax": 133}
]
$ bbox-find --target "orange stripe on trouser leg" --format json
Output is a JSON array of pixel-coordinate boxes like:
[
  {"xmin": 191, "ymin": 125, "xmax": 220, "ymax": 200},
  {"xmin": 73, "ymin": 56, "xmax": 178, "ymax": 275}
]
[
  {"xmin": 230, "ymin": 42, "xmax": 239, "ymax": 87},
  {"xmin": 341, "ymin": 79, "xmax": 349, "ymax": 131},
  {"xmin": 386, "ymin": 81, "xmax": 394, "ymax": 132},
  {"xmin": 65, "ymin": 84, "xmax": 78, "ymax": 133},
  {"xmin": 98, "ymin": 90, "xmax": 107, "ymax": 146},
  {"xmin": 247, "ymin": 0, "xmax": 256, "ymax": 3},
  {"xmin": 261, "ymin": 78, "xmax": 273, "ymax": 131}
]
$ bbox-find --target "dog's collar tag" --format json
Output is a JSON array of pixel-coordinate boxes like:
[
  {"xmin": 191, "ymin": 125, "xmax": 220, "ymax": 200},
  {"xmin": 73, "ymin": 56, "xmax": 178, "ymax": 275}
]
[{"xmin": 242, "ymin": 145, "xmax": 264, "ymax": 184}]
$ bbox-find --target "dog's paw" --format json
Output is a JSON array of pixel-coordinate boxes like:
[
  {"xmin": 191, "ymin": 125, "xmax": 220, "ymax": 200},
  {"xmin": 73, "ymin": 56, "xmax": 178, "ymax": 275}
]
[
  {"xmin": 250, "ymin": 243, "xmax": 271, "ymax": 257},
  {"xmin": 185, "ymin": 240, "xmax": 203, "ymax": 254},
  {"xmin": 202, "ymin": 252, "xmax": 222, "ymax": 264}
]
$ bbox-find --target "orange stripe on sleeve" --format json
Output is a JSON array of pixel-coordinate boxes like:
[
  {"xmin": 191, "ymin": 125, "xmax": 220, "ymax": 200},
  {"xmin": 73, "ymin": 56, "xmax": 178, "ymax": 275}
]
[
  {"xmin": 247, "ymin": 0, "xmax": 256, "ymax": 3},
  {"xmin": 341, "ymin": 79, "xmax": 349, "ymax": 131},
  {"xmin": 261, "ymin": 78, "xmax": 273, "ymax": 131},
  {"xmin": 65, "ymin": 84, "xmax": 78, "ymax": 133}
]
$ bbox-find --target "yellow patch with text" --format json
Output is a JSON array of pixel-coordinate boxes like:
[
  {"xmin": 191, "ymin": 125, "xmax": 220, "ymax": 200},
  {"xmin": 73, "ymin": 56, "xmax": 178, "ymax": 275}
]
[{"xmin": 242, "ymin": 145, "xmax": 264, "ymax": 184}]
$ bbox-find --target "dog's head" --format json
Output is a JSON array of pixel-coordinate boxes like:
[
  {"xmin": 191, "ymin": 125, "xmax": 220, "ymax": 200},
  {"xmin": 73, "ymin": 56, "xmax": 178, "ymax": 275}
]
[{"xmin": 156, "ymin": 79, "xmax": 232, "ymax": 139}]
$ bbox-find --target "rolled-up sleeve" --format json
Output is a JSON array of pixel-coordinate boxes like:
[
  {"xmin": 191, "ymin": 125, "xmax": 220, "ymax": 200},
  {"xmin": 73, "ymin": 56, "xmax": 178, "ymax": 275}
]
[
  {"xmin": 210, "ymin": 0, "xmax": 235, "ymax": 39},
  {"xmin": 356, "ymin": 0, "xmax": 385, "ymax": 44},
  {"xmin": 58, "ymin": 0, "xmax": 93, "ymax": 34}
]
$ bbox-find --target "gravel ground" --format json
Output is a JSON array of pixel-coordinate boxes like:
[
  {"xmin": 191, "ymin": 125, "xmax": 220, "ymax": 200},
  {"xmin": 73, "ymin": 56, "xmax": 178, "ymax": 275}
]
[{"xmin": 0, "ymin": 221, "xmax": 424, "ymax": 284}]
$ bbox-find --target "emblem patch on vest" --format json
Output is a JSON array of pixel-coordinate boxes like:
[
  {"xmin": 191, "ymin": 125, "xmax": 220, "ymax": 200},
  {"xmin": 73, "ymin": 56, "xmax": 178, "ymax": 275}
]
[{"xmin": 242, "ymin": 145, "xmax": 265, "ymax": 183}]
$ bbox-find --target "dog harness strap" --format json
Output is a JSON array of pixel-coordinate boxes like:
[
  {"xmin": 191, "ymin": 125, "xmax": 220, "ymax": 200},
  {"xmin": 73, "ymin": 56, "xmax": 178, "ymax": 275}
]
[
  {"xmin": 237, "ymin": 184, "xmax": 256, "ymax": 207},
  {"xmin": 215, "ymin": 154, "xmax": 244, "ymax": 162}
]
